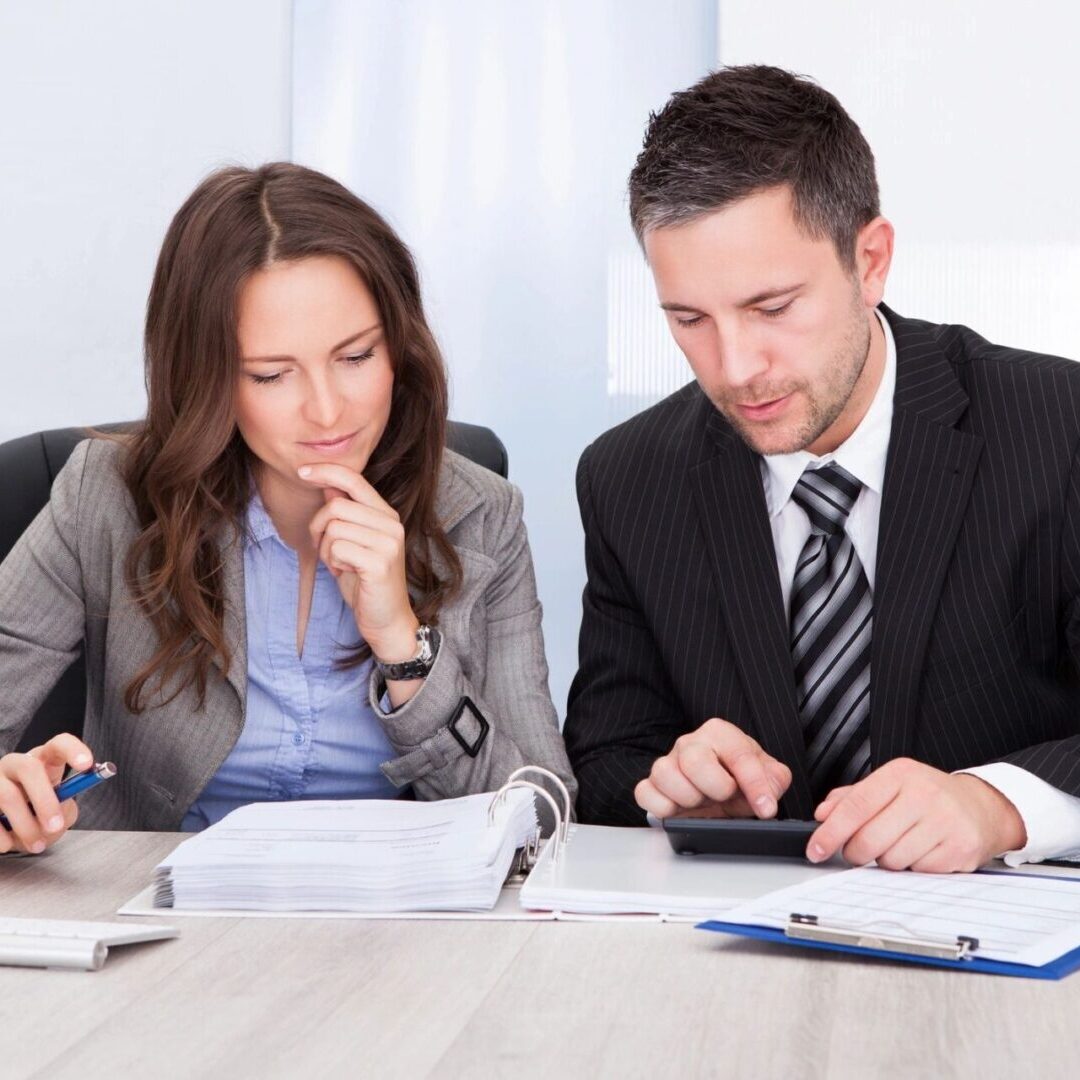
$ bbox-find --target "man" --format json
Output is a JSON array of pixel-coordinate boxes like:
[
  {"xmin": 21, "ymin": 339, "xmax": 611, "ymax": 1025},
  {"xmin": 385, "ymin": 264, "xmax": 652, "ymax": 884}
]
[{"xmin": 564, "ymin": 64, "xmax": 1080, "ymax": 871}]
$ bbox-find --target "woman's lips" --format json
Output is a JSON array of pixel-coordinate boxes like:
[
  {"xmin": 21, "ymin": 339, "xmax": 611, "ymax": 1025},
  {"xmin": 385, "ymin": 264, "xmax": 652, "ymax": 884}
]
[
  {"xmin": 298, "ymin": 431, "xmax": 358, "ymax": 454},
  {"xmin": 736, "ymin": 394, "xmax": 792, "ymax": 421}
]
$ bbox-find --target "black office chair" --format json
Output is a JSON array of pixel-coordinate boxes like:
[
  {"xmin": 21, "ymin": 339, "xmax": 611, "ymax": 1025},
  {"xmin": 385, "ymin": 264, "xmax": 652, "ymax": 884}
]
[{"xmin": 0, "ymin": 420, "xmax": 508, "ymax": 752}]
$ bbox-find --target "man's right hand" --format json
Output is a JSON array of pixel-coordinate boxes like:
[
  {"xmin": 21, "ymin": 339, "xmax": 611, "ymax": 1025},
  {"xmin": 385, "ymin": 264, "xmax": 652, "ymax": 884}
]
[
  {"xmin": 0, "ymin": 733, "xmax": 93, "ymax": 854},
  {"xmin": 634, "ymin": 718, "xmax": 792, "ymax": 819}
]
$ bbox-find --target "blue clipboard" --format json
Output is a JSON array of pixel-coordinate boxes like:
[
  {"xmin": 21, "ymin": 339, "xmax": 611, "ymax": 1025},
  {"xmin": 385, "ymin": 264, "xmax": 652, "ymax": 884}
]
[{"xmin": 696, "ymin": 919, "xmax": 1080, "ymax": 980}]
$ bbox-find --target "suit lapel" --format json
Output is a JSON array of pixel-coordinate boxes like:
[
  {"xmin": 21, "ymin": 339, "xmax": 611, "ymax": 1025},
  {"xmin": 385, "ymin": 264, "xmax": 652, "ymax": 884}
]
[
  {"xmin": 690, "ymin": 397, "xmax": 814, "ymax": 816},
  {"xmin": 871, "ymin": 308, "xmax": 983, "ymax": 762}
]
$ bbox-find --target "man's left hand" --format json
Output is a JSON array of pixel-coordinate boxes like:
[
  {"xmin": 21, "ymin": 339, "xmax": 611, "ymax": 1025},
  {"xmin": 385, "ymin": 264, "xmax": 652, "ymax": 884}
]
[{"xmin": 807, "ymin": 758, "xmax": 1027, "ymax": 872}]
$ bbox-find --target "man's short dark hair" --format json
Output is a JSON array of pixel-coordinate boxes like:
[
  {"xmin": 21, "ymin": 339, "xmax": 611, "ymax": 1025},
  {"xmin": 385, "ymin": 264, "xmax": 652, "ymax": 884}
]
[{"xmin": 629, "ymin": 65, "xmax": 880, "ymax": 267}]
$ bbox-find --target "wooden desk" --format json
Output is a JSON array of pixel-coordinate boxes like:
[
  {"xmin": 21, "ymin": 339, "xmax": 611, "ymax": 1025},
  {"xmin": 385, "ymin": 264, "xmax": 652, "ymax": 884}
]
[{"xmin": 1, "ymin": 831, "xmax": 1078, "ymax": 1079}]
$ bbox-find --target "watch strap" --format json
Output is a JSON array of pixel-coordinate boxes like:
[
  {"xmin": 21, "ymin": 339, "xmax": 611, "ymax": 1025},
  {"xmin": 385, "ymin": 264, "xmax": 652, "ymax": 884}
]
[{"xmin": 374, "ymin": 625, "xmax": 439, "ymax": 681}]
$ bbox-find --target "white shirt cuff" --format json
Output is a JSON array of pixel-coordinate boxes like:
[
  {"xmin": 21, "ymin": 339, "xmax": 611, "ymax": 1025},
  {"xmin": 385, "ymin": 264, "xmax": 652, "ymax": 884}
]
[{"xmin": 958, "ymin": 762, "xmax": 1080, "ymax": 867}]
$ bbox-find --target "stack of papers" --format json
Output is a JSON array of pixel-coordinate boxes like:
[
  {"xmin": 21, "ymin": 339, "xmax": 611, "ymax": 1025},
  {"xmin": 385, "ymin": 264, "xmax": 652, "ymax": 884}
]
[{"xmin": 152, "ymin": 791, "xmax": 538, "ymax": 913}]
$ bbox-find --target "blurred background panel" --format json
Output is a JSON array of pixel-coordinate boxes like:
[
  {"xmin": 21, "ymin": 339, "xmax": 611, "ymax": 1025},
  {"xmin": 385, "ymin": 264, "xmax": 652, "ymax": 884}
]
[{"xmin": 292, "ymin": 0, "xmax": 716, "ymax": 723}]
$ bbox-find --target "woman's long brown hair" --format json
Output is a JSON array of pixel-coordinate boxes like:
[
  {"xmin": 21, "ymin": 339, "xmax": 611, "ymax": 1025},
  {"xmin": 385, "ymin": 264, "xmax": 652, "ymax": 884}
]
[{"xmin": 122, "ymin": 163, "xmax": 462, "ymax": 713}]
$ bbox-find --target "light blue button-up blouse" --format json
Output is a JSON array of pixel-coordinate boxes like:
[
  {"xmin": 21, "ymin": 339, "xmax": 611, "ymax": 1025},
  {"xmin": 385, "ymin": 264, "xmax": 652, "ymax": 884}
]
[{"xmin": 181, "ymin": 493, "xmax": 400, "ymax": 830}]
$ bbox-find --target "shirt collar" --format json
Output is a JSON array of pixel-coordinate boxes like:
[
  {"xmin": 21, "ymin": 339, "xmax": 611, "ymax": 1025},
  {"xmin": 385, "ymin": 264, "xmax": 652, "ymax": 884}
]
[
  {"xmin": 244, "ymin": 486, "xmax": 278, "ymax": 546},
  {"xmin": 761, "ymin": 307, "xmax": 896, "ymax": 519}
]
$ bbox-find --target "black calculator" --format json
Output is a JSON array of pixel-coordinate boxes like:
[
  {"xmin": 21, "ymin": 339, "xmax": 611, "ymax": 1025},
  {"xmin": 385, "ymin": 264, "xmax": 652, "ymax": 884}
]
[{"xmin": 662, "ymin": 817, "xmax": 818, "ymax": 858}]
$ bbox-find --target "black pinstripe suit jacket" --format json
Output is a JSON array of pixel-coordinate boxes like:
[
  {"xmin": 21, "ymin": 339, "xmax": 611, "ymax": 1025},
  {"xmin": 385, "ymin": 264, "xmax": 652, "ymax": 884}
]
[{"xmin": 564, "ymin": 305, "xmax": 1080, "ymax": 825}]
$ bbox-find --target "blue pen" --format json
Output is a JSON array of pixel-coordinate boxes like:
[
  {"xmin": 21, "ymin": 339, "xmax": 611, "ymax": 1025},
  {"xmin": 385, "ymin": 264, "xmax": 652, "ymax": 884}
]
[{"xmin": 0, "ymin": 762, "xmax": 117, "ymax": 830}]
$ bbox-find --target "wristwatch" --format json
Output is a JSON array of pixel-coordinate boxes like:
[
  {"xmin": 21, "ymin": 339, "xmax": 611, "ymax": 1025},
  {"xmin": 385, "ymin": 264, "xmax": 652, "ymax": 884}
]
[{"xmin": 374, "ymin": 624, "xmax": 439, "ymax": 681}]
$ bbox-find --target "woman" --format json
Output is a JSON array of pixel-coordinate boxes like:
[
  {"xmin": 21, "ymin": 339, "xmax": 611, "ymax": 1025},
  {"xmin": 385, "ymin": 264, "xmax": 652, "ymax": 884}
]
[{"xmin": 0, "ymin": 163, "xmax": 575, "ymax": 853}]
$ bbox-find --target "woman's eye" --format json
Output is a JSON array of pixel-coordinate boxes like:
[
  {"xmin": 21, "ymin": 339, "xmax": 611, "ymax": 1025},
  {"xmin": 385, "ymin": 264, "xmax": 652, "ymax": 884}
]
[
  {"xmin": 342, "ymin": 348, "xmax": 375, "ymax": 365},
  {"xmin": 249, "ymin": 372, "xmax": 283, "ymax": 385}
]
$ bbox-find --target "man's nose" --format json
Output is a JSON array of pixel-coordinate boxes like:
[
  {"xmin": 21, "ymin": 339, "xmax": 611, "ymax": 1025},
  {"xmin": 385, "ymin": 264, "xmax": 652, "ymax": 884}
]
[{"xmin": 717, "ymin": 327, "xmax": 770, "ymax": 388}]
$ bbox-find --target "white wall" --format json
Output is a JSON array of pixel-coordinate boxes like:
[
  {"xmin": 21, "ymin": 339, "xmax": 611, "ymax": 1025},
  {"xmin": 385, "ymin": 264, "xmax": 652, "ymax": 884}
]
[
  {"xmin": 718, "ymin": 0, "xmax": 1080, "ymax": 359},
  {"xmin": 9, "ymin": 1, "xmax": 1075, "ymax": 719},
  {"xmin": 0, "ymin": 0, "xmax": 294, "ymax": 444}
]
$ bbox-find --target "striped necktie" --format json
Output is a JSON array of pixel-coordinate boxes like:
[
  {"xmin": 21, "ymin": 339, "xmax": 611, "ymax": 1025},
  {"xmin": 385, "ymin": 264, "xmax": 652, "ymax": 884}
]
[{"xmin": 789, "ymin": 463, "xmax": 873, "ymax": 802}]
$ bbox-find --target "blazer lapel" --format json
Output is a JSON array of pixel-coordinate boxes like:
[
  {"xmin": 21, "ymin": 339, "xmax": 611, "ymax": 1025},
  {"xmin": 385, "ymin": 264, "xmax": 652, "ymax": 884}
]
[
  {"xmin": 214, "ymin": 527, "xmax": 248, "ymax": 709},
  {"xmin": 871, "ymin": 308, "xmax": 984, "ymax": 762},
  {"xmin": 435, "ymin": 453, "xmax": 485, "ymax": 535},
  {"xmin": 690, "ymin": 397, "xmax": 813, "ymax": 816}
]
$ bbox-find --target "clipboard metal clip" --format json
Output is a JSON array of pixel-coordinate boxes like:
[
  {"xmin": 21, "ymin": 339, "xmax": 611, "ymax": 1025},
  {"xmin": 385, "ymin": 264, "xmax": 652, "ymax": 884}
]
[{"xmin": 785, "ymin": 912, "xmax": 980, "ymax": 962}]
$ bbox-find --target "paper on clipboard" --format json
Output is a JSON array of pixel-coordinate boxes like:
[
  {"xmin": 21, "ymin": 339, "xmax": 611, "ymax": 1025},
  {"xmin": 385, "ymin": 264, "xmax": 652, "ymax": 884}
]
[{"xmin": 715, "ymin": 865, "xmax": 1080, "ymax": 967}]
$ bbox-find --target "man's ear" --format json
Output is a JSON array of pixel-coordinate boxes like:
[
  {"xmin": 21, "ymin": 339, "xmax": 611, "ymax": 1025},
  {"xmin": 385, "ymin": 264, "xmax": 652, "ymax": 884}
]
[{"xmin": 854, "ymin": 216, "xmax": 894, "ymax": 308}]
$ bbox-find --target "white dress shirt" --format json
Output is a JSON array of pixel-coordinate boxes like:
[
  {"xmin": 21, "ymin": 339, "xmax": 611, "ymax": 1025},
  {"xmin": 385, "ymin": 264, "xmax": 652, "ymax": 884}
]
[{"xmin": 760, "ymin": 309, "xmax": 1080, "ymax": 866}]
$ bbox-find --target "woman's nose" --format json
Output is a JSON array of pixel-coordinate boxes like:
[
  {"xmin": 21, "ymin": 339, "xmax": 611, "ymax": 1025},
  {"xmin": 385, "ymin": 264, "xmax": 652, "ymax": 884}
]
[{"xmin": 303, "ymin": 377, "xmax": 343, "ymax": 429}]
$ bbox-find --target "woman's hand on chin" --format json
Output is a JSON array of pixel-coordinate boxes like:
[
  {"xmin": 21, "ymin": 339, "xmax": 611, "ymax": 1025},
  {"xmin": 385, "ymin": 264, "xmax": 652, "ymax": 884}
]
[{"xmin": 299, "ymin": 461, "xmax": 419, "ymax": 659}]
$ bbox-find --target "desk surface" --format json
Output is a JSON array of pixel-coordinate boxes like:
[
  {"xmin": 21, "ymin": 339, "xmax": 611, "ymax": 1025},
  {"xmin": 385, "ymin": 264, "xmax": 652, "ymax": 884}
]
[{"xmin": 2, "ymin": 831, "xmax": 1079, "ymax": 1080}]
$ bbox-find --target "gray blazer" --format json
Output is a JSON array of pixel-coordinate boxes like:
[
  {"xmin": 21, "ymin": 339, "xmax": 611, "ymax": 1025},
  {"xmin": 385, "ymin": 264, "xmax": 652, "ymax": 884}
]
[{"xmin": 0, "ymin": 439, "xmax": 575, "ymax": 830}]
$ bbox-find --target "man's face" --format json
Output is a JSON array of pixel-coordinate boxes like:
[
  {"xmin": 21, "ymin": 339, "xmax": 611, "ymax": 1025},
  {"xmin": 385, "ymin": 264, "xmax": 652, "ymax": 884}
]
[{"xmin": 645, "ymin": 186, "xmax": 881, "ymax": 457}]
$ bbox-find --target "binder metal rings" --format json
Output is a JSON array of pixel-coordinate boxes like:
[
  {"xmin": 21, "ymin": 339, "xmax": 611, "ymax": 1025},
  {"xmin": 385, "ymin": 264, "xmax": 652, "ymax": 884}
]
[
  {"xmin": 504, "ymin": 766, "xmax": 572, "ymax": 845},
  {"xmin": 488, "ymin": 765, "xmax": 571, "ymax": 867}
]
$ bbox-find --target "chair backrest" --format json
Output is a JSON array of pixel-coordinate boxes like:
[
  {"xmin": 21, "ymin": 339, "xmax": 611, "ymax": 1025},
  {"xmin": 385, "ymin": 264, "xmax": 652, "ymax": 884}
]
[{"xmin": 0, "ymin": 420, "xmax": 507, "ymax": 752}]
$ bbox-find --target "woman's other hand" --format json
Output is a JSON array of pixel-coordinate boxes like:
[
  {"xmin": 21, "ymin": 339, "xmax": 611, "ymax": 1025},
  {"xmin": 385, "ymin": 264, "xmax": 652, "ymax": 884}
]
[{"xmin": 0, "ymin": 733, "xmax": 93, "ymax": 854}]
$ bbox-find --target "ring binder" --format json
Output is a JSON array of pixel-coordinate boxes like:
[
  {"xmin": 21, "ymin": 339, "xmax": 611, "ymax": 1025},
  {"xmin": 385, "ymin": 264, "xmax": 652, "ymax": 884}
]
[
  {"xmin": 151, "ymin": 793, "xmax": 538, "ymax": 913},
  {"xmin": 488, "ymin": 766, "xmax": 571, "ymax": 868},
  {"xmin": 785, "ymin": 913, "xmax": 980, "ymax": 961}
]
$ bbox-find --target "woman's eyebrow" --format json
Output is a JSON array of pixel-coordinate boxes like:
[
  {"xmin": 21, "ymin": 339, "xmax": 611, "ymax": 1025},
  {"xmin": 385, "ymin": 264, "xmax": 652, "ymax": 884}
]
[
  {"xmin": 242, "ymin": 322, "xmax": 383, "ymax": 363},
  {"xmin": 330, "ymin": 323, "xmax": 382, "ymax": 352}
]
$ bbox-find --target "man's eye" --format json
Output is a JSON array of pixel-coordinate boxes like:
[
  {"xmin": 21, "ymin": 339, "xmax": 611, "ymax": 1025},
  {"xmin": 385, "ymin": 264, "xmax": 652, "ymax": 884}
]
[
  {"xmin": 760, "ymin": 301, "xmax": 794, "ymax": 319},
  {"xmin": 675, "ymin": 315, "xmax": 705, "ymax": 328}
]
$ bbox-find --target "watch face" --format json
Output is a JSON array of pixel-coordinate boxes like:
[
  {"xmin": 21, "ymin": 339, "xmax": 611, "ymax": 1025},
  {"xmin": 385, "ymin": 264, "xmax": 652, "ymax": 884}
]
[{"xmin": 416, "ymin": 625, "xmax": 435, "ymax": 662}]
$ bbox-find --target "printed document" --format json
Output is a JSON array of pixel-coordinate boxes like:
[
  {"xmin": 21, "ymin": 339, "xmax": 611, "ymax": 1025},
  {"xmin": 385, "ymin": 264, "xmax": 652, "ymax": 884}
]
[{"xmin": 721, "ymin": 866, "xmax": 1080, "ymax": 967}]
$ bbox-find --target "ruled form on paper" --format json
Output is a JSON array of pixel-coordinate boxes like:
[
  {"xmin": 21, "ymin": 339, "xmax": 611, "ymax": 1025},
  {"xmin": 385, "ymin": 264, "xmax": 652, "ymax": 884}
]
[{"xmin": 720, "ymin": 867, "xmax": 1080, "ymax": 967}]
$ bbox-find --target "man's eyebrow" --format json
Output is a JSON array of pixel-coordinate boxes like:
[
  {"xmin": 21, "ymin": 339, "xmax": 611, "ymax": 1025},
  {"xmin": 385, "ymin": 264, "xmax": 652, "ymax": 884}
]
[
  {"xmin": 658, "ymin": 285, "xmax": 805, "ymax": 316},
  {"xmin": 242, "ymin": 322, "xmax": 382, "ymax": 363},
  {"xmin": 737, "ymin": 284, "xmax": 803, "ymax": 308}
]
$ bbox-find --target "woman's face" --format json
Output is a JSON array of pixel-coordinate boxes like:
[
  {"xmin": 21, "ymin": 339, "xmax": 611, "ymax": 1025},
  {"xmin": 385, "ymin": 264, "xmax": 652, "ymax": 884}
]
[{"xmin": 234, "ymin": 255, "xmax": 395, "ymax": 496}]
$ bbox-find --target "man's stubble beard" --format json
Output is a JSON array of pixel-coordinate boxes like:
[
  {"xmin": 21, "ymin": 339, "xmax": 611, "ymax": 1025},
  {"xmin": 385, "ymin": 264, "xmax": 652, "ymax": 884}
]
[{"xmin": 715, "ymin": 294, "xmax": 872, "ymax": 456}]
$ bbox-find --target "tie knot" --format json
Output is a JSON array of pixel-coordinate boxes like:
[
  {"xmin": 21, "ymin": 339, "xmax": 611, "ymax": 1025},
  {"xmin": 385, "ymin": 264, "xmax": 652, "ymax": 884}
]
[{"xmin": 792, "ymin": 463, "xmax": 863, "ymax": 535}]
